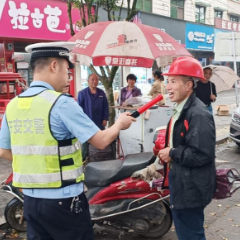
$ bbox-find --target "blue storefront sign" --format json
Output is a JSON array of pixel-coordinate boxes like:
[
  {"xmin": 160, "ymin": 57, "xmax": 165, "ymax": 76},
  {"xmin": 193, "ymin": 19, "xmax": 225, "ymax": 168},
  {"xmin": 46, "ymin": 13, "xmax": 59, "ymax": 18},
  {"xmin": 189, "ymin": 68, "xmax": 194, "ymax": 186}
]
[{"xmin": 185, "ymin": 23, "xmax": 214, "ymax": 51}]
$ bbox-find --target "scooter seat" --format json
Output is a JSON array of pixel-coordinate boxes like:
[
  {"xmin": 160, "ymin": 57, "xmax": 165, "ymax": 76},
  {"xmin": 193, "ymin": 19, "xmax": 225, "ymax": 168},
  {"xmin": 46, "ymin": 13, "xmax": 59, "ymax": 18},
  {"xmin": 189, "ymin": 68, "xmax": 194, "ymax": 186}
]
[{"xmin": 84, "ymin": 152, "xmax": 155, "ymax": 187}]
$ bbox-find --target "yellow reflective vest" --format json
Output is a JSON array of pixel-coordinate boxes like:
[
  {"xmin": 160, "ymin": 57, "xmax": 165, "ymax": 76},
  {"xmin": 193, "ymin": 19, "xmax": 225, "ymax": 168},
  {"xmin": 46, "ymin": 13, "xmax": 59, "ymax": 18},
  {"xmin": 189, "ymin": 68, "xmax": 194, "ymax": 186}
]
[{"xmin": 6, "ymin": 90, "xmax": 84, "ymax": 188}]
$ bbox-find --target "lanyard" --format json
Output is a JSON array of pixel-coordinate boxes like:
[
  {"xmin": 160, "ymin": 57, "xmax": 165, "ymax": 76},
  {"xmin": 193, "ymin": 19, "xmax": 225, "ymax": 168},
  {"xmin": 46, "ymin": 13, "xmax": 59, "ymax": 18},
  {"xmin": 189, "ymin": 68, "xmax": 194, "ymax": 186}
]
[{"xmin": 125, "ymin": 90, "xmax": 132, "ymax": 99}]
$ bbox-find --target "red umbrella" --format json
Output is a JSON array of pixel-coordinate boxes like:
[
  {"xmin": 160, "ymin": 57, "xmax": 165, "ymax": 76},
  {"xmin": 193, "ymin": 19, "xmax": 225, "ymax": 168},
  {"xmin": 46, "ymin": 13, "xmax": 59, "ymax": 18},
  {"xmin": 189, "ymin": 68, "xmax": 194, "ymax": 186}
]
[{"xmin": 69, "ymin": 21, "xmax": 191, "ymax": 68}]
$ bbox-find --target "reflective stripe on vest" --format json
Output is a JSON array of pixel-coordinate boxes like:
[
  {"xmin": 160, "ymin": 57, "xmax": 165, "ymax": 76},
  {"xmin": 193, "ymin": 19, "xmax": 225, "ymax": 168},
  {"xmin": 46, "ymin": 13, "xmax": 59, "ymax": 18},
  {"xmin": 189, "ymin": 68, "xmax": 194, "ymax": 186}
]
[
  {"xmin": 13, "ymin": 166, "xmax": 83, "ymax": 183},
  {"xmin": 6, "ymin": 90, "xmax": 84, "ymax": 188},
  {"xmin": 38, "ymin": 90, "xmax": 59, "ymax": 104},
  {"xmin": 12, "ymin": 140, "xmax": 81, "ymax": 156}
]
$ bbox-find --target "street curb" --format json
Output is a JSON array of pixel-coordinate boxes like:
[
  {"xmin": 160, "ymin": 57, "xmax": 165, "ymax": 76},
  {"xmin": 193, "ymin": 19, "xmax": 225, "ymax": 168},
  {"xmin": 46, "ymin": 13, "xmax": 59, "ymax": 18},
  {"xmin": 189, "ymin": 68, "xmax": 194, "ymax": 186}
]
[{"xmin": 216, "ymin": 134, "xmax": 229, "ymax": 145}]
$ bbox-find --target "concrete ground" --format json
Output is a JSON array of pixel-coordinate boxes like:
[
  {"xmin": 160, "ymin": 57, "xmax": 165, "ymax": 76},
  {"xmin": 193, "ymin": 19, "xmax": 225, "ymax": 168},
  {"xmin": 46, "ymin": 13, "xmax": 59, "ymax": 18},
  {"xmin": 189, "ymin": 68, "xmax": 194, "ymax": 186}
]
[{"xmin": 212, "ymin": 89, "xmax": 238, "ymax": 140}]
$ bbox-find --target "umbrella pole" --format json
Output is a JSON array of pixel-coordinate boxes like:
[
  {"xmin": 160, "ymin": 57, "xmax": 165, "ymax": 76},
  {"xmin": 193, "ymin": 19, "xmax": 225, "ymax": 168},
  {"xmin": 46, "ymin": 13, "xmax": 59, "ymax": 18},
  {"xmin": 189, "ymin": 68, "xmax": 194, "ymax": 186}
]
[
  {"xmin": 232, "ymin": 32, "xmax": 239, "ymax": 107},
  {"xmin": 118, "ymin": 66, "xmax": 124, "ymax": 106}
]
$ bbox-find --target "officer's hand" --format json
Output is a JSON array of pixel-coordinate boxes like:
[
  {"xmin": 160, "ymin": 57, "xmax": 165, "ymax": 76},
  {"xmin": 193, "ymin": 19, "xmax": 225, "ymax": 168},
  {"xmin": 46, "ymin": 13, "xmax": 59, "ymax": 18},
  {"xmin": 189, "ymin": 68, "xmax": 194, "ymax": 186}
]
[
  {"xmin": 117, "ymin": 112, "xmax": 136, "ymax": 130},
  {"xmin": 158, "ymin": 147, "xmax": 172, "ymax": 163}
]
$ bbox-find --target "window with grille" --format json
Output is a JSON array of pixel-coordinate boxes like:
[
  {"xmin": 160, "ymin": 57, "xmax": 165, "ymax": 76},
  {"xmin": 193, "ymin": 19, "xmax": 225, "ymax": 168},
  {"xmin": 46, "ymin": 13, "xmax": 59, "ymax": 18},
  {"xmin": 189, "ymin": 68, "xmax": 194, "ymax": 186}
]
[
  {"xmin": 195, "ymin": 5, "xmax": 205, "ymax": 23},
  {"xmin": 230, "ymin": 15, "xmax": 239, "ymax": 22},
  {"xmin": 171, "ymin": 0, "xmax": 184, "ymax": 19},
  {"xmin": 136, "ymin": 0, "xmax": 152, "ymax": 13},
  {"xmin": 214, "ymin": 10, "xmax": 223, "ymax": 18}
]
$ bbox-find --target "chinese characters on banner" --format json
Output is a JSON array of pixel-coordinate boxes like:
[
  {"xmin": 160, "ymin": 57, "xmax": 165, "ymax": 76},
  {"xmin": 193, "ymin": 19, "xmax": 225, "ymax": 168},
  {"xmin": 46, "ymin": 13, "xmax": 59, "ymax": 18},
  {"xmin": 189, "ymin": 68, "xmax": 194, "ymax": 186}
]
[
  {"xmin": 8, "ymin": 0, "xmax": 69, "ymax": 33},
  {"xmin": 93, "ymin": 56, "xmax": 153, "ymax": 67},
  {"xmin": 104, "ymin": 57, "xmax": 138, "ymax": 66},
  {"xmin": 215, "ymin": 18, "xmax": 240, "ymax": 32},
  {"xmin": 0, "ymin": 0, "xmax": 93, "ymax": 40},
  {"xmin": 155, "ymin": 43, "xmax": 176, "ymax": 51},
  {"xmin": 75, "ymin": 39, "xmax": 91, "ymax": 49}
]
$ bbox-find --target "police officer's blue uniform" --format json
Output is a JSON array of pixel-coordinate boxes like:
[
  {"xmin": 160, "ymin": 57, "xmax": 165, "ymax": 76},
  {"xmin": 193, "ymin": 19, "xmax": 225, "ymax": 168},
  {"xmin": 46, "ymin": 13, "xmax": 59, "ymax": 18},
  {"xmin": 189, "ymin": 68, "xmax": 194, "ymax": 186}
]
[{"xmin": 0, "ymin": 81, "xmax": 99, "ymax": 240}]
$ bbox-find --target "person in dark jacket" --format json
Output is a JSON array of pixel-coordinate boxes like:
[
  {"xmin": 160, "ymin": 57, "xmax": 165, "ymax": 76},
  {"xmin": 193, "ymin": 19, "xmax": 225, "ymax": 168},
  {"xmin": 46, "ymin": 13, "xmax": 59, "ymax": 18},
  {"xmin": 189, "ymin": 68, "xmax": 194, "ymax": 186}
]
[
  {"xmin": 78, "ymin": 73, "xmax": 109, "ymax": 160},
  {"xmin": 195, "ymin": 67, "xmax": 217, "ymax": 114},
  {"xmin": 119, "ymin": 74, "xmax": 142, "ymax": 106},
  {"xmin": 159, "ymin": 57, "xmax": 216, "ymax": 240},
  {"xmin": 77, "ymin": 73, "xmax": 109, "ymax": 130}
]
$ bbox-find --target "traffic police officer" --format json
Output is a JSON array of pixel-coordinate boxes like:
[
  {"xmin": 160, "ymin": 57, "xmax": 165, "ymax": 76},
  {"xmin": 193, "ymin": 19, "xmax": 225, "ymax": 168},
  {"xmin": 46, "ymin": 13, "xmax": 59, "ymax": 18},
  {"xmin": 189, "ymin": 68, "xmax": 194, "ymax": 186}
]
[{"xmin": 0, "ymin": 42, "xmax": 135, "ymax": 240}]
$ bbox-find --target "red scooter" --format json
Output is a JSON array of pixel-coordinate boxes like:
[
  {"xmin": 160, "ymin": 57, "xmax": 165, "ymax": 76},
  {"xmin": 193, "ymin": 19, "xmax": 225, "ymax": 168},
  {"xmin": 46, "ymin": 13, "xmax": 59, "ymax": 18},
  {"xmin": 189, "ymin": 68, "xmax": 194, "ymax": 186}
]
[{"xmin": 1, "ymin": 128, "xmax": 171, "ymax": 238}]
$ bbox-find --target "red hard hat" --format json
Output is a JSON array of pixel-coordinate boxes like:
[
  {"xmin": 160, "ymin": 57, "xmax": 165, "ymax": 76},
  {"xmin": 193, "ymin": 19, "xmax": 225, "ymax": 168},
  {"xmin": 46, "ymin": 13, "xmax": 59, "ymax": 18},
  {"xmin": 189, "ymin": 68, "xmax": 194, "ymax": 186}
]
[{"xmin": 163, "ymin": 57, "xmax": 205, "ymax": 80}]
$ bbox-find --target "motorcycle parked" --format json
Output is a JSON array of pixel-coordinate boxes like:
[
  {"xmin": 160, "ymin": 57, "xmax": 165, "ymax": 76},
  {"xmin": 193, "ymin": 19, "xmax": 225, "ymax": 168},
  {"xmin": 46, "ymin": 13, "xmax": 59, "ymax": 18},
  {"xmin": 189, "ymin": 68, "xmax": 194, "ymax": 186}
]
[
  {"xmin": 1, "ymin": 173, "xmax": 26, "ymax": 232},
  {"xmin": 1, "ymin": 129, "xmax": 171, "ymax": 238}
]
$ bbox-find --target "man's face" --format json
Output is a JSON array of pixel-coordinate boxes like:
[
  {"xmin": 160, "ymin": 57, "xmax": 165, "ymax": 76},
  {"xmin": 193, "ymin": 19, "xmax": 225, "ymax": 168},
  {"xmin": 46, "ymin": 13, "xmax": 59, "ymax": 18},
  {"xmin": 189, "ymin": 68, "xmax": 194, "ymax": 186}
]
[
  {"xmin": 166, "ymin": 75, "xmax": 192, "ymax": 104},
  {"xmin": 55, "ymin": 59, "xmax": 69, "ymax": 92},
  {"xmin": 203, "ymin": 69, "xmax": 212, "ymax": 81},
  {"xmin": 127, "ymin": 79, "xmax": 136, "ymax": 88},
  {"xmin": 62, "ymin": 70, "xmax": 73, "ymax": 94},
  {"xmin": 88, "ymin": 74, "xmax": 99, "ymax": 88}
]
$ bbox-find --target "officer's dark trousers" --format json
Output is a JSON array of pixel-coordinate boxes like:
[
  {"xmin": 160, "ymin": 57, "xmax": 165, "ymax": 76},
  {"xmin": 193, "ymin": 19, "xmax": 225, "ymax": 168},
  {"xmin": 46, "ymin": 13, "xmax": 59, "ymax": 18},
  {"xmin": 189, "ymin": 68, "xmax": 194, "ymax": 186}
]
[
  {"xmin": 24, "ymin": 192, "xmax": 94, "ymax": 240},
  {"xmin": 169, "ymin": 171, "xmax": 206, "ymax": 240}
]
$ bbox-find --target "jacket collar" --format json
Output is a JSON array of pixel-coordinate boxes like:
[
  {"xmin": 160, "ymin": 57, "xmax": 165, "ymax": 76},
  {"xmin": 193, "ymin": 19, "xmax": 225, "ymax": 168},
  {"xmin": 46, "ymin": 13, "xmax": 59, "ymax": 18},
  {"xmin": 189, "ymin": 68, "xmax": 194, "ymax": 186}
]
[
  {"xmin": 178, "ymin": 92, "xmax": 196, "ymax": 119},
  {"xmin": 30, "ymin": 81, "xmax": 54, "ymax": 90},
  {"xmin": 123, "ymin": 86, "xmax": 137, "ymax": 92}
]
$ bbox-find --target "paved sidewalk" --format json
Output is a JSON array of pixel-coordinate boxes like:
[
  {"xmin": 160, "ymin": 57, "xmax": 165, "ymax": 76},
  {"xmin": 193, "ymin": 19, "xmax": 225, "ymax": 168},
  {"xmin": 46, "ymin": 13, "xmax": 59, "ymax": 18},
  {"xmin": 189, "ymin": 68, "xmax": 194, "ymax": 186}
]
[{"xmin": 212, "ymin": 89, "xmax": 237, "ymax": 140}]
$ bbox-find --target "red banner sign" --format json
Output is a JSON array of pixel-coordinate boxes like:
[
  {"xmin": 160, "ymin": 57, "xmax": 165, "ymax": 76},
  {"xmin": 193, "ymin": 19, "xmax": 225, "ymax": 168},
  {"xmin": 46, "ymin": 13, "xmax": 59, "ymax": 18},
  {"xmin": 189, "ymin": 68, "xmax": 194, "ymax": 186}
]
[
  {"xmin": 215, "ymin": 18, "xmax": 240, "ymax": 32},
  {"xmin": 0, "ymin": 0, "xmax": 94, "ymax": 41}
]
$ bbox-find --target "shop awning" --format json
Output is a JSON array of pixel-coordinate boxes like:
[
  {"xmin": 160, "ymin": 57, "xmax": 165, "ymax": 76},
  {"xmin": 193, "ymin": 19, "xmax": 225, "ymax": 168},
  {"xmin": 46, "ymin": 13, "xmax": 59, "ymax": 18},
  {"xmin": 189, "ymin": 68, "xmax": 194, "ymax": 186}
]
[
  {"xmin": 195, "ymin": 1, "xmax": 211, "ymax": 7},
  {"xmin": 228, "ymin": 12, "xmax": 240, "ymax": 17},
  {"xmin": 214, "ymin": 7, "xmax": 228, "ymax": 12},
  {"xmin": 12, "ymin": 52, "xmax": 31, "ymax": 62}
]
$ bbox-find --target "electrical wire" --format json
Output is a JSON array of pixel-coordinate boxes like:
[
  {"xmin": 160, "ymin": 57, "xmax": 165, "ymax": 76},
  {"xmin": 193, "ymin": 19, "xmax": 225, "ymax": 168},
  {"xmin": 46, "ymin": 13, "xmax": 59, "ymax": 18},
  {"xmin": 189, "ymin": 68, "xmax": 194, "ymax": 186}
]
[{"xmin": 215, "ymin": 0, "xmax": 240, "ymax": 14}]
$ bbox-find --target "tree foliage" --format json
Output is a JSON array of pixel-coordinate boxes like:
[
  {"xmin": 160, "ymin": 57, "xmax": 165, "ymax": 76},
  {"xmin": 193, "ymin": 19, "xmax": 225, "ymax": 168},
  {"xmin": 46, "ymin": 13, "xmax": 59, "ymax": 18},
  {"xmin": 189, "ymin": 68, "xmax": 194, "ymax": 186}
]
[{"xmin": 67, "ymin": 0, "xmax": 138, "ymax": 126}]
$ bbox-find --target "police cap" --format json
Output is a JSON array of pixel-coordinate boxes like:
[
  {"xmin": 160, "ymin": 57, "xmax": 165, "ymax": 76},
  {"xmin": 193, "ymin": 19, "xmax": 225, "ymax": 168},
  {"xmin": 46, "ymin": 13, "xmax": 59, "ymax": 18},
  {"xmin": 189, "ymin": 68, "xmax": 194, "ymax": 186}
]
[{"xmin": 26, "ymin": 42, "xmax": 76, "ymax": 69}]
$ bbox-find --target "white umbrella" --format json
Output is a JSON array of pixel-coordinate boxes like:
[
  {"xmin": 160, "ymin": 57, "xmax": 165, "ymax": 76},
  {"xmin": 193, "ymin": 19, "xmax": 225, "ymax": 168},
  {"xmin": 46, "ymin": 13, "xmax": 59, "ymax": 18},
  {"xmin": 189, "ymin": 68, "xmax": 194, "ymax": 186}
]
[
  {"xmin": 69, "ymin": 21, "xmax": 192, "ymax": 104},
  {"xmin": 205, "ymin": 65, "xmax": 240, "ymax": 93},
  {"xmin": 69, "ymin": 21, "xmax": 192, "ymax": 68}
]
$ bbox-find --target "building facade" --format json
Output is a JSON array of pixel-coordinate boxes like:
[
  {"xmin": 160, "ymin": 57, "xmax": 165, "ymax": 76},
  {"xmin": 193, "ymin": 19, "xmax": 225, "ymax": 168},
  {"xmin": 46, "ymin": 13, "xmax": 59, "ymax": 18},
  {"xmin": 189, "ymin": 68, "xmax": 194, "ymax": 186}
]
[
  {"xmin": 127, "ymin": 0, "xmax": 240, "ymax": 66},
  {"xmin": 127, "ymin": 0, "xmax": 239, "ymax": 26}
]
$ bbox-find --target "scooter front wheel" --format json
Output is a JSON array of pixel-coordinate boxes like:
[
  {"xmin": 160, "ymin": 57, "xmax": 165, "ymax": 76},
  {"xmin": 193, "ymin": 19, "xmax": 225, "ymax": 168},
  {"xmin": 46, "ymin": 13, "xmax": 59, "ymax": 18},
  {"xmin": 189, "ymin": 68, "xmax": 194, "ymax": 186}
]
[
  {"xmin": 140, "ymin": 204, "xmax": 172, "ymax": 238},
  {"xmin": 4, "ymin": 198, "xmax": 27, "ymax": 232}
]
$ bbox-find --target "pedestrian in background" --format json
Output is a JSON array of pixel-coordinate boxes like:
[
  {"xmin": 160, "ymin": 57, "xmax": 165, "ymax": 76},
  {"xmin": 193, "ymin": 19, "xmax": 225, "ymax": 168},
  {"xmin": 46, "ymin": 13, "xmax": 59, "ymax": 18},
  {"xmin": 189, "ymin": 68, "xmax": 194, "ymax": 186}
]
[
  {"xmin": 195, "ymin": 67, "xmax": 217, "ymax": 114},
  {"xmin": 77, "ymin": 73, "xmax": 109, "ymax": 130},
  {"xmin": 149, "ymin": 70, "xmax": 166, "ymax": 105},
  {"xmin": 159, "ymin": 57, "xmax": 216, "ymax": 240},
  {"xmin": 0, "ymin": 42, "xmax": 135, "ymax": 240},
  {"xmin": 78, "ymin": 73, "xmax": 109, "ymax": 160},
  {"xmin": 119, "ymin": 73, "xmax": 142, "ymax": 106}
]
